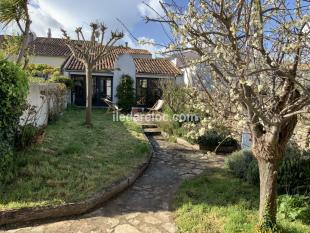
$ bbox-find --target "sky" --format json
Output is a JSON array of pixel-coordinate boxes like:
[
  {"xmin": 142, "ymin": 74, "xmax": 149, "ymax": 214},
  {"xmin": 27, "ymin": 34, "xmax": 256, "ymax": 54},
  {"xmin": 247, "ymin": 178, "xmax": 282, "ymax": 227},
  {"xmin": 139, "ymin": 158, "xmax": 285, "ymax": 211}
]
[{"xmin": 0, "ymin": 0, "xmax": 189, "ymax": 56}]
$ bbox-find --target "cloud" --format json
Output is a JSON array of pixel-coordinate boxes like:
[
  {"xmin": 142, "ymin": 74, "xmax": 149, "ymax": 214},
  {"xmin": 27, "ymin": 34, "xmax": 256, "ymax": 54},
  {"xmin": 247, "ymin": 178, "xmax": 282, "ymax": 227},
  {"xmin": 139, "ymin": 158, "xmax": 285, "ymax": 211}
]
[
  {"xmin": 1, "ymin": 0, "xmax": 164, "ymax": 56},
  {"xmin": 32, "ymin": 0, "xmax": 144, "ymax": 38},
  {"xmin": 122, "ymin": 34, "xmax": 162, "ymax": 57},
  {"xmin": 29, "ymin": 3, "xmax": 63, "ymax": 37},
  {"xmin": 138, "ymin": 0, "xmax": 164, "ymax": 19}
]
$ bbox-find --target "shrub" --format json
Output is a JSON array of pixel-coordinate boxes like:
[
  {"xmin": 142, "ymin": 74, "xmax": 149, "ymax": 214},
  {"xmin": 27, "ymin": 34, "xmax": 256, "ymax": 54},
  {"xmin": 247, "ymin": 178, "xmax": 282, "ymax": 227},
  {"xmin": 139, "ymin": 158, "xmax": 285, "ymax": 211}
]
[
  {"xmin": 116, "ymin": 75, "xmax": 135, "ymax": 112},
  {"xmin": 278, "ymin": 195, "xmax": 310, "ymax": 224},
  {"xmin": 225, "ymin": 150, "xmax": 254, "ymax": 179},
  {"xmin": 226, "ymin": 147, "xmax": 310, "ymax": 195},
  {"xmin": 0, "ymin": 57, "xmax": 29, "ymax": 181},
  {"xmin": 15, "ymin": 124, "xmax": 40, "ymax": 150},
  {"xmin": 49, "ymin": 75, "xmax": 73, "ymax": 89},
  {"xmin": 197, "ymin": 130, "xmax": 239, "ymax": 150},
  {"xmin": 27, "ymin": 64, "xmax": 58, "ymax": 78}
]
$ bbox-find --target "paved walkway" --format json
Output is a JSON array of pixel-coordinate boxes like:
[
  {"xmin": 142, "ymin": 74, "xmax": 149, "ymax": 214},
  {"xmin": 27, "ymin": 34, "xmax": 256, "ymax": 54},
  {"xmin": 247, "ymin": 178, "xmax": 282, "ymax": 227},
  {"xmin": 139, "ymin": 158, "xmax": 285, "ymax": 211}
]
[{"xmin": 2, "ymin": 135, "xmax": 224, "ymax": 233}]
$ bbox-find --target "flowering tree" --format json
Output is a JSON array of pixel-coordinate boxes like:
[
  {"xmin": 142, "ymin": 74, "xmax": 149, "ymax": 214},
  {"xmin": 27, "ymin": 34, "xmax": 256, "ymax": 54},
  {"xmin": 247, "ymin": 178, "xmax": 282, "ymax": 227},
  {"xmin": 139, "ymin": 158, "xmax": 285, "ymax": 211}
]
[
  {"xmin": 151, "ymin": 0, "xmax": 310, "ymax": 228},
  {"xmin": 61, "ymin": 23, "xmax": 123, "ymax": 125}
]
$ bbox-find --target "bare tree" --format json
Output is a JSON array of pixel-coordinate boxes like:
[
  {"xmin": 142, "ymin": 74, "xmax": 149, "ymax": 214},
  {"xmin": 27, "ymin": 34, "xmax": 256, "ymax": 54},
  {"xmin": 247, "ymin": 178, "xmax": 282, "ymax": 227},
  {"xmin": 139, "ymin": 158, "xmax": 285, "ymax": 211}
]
[
  {"xmin": 61, "ymin": 23, "xmax": 123, "ymax": 125},
  {"xmin": 149, "ymin": 0, "xmax": 310, "ymax": 228},
  {"xmin": 0, "ymin": 0, "xmax": 31, "ymax": 66}
]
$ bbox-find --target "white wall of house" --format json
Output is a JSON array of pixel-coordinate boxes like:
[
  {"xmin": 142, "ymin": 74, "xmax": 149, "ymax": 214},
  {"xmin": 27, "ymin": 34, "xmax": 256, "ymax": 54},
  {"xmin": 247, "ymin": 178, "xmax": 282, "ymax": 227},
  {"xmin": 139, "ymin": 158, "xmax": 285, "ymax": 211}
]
[
  {"xmin": 113, "ymin": 54, "xmax": 136, "ymax": 103},
  {"xmin": 28, "ymin": 55, "xmax": 67, "ymax": 67}
]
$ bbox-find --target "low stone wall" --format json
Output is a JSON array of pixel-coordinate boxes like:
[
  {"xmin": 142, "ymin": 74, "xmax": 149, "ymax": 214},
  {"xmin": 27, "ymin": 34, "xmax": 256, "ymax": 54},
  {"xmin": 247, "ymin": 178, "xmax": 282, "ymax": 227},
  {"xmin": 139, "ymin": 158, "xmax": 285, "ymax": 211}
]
[{"xmin": 20, "ymin": 83, "xmax": 67, "ymax": 127}]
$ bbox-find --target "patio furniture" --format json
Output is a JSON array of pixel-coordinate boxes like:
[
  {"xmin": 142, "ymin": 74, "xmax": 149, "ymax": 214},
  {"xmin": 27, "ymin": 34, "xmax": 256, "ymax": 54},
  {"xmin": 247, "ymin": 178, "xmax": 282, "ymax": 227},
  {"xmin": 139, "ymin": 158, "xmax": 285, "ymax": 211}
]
[
  {"xmin": 147, "ymin": 99, "xmax": 164, "ymax": 113},
  {"xmin": 102, "ymin": 98, "xmax": 122, "ymax": 112}
]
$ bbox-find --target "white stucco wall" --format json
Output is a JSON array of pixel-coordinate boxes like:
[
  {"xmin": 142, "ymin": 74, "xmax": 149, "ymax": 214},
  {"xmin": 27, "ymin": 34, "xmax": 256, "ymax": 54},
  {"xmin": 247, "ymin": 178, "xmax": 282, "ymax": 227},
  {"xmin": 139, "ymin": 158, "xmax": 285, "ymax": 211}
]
[
  {"xmin": 28, "ymin": 56, "xmax": 67, "ymax": 67},
  {"xmin": 20, "ymin": 83, "xmax": 67, "ymax": 127},
  {"xmin": 113, "ymin": 54, "xmax": 136, "ymax": 103}
]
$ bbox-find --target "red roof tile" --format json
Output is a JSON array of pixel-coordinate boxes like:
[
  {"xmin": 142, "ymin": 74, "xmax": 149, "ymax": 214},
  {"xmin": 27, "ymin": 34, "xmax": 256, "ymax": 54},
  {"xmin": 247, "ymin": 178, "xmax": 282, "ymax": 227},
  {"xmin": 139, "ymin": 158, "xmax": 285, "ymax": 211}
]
[
  {"xmin": 134, "ymin": 58, "xmax": 182, "ymax": 76},
  {"xmin": 65, "ymin": 46, "xmax": 151, "ymax": 71}
]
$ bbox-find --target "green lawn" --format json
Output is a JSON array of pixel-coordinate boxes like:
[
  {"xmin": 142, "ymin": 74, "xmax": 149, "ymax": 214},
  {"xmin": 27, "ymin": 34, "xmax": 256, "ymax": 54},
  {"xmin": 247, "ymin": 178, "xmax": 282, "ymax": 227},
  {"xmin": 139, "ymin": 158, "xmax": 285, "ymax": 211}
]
[
  {"xmin": 172, "ymin": 168, "xmax": 310, "ymax": 233},
  {"xmin": 0, "ymin": 108, "xmax": 150, "ymax": 210}
]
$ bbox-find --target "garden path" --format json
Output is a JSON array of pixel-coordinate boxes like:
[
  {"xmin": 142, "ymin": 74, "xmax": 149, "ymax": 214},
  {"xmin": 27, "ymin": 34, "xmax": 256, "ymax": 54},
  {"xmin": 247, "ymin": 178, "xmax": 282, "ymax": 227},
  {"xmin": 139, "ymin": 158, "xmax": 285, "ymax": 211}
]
[{"xmin": 2, "ymin": 135, "xmax": 224, "ymax": 233}]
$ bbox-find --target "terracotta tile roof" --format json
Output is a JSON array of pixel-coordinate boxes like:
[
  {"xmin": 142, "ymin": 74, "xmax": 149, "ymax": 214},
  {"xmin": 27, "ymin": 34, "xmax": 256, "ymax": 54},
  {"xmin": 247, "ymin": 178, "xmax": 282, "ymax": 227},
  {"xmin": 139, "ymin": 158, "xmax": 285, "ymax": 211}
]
[
  {"xmin": 134, "ymin": 58, "xmax": 182, "ymax": 76},
  {"xmin": 0, "ymin": 35, "xmax": 151, "ymax": 58},
  {"xmin": 65, "ymin": 46, "xmax": 151, "ymax": 71},
  {"xmin": 28, "ymin": 37, "xmax": 72, "ymax": 57}
]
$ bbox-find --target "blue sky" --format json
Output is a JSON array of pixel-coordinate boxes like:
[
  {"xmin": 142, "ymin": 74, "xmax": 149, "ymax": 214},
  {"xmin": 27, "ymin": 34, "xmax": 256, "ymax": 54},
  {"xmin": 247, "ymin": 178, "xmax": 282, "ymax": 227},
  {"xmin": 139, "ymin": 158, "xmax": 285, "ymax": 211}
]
[{"xmin": 1, "ymin": 0, "xmax": 189, "ymax": 55}]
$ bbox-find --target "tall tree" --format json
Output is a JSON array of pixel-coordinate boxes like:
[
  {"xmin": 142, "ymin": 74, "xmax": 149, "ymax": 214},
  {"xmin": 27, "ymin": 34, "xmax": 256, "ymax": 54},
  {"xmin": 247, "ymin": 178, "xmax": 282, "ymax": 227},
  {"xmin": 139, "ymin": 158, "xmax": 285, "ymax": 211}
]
[
  {"xmin": 151, "ymin": 0, "xmax": 310, "ymax": 229},
  {"xmin": 61, "ymin": 23, "xmax": 123, "ymax": 125},
  {"xmin": 0, "ymin": 0, "xmax": 31, "ymax": 66}
]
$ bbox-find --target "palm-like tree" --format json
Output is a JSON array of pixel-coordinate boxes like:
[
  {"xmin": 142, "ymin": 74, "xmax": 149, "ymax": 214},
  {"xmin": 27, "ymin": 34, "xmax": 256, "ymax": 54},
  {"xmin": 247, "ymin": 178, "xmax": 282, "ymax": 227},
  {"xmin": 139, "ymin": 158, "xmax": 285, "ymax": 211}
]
[{"xmin": 0, "ymin": 0, "xmax": 31, "ymax": 65}]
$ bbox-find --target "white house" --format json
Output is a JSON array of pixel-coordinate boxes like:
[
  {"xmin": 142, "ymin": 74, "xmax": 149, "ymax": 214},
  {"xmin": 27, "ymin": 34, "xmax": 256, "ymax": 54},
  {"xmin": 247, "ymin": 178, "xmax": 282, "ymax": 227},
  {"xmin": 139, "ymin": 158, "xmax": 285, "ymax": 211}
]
[{"xmin": 1, "ymin": 35, "xmax": 183, "ymax": 108}]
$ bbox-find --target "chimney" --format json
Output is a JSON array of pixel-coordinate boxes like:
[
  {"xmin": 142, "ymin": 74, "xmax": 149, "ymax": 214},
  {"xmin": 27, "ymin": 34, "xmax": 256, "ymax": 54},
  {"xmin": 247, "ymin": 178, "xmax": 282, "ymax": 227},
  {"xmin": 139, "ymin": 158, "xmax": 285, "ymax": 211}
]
[
  {"xmin": 47, "ymin": 28, "xmax": 52, "ymax": 38},
  {"xmin": 125, "ymin": 42, "xmax": 128, "ymax": 48}
]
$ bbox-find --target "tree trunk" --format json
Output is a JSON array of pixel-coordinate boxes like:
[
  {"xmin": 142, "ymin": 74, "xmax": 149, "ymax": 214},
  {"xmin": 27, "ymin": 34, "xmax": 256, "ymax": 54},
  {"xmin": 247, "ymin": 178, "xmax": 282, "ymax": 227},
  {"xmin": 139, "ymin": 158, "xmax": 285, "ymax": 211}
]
[
  {"xmin": 85, "ymin": 65, "xmax": 93, "ymax": 125},
  {"xmin": 251, "ymin": 116, "xmax": 297, "ymax": 227},
  {"xmin": 257, "ymin": 157, "xmax": 279, "ymax": 224},
  {"xmin": 16, "ymin": 17, "xmax": 31, "ymax": 66}
]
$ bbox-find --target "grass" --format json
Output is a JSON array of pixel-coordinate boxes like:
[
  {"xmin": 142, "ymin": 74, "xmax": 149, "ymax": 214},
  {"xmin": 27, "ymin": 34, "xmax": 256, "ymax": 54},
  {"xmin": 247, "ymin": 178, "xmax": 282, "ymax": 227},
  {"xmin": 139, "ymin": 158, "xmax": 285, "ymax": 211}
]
[
  {"xmin": 172, "ymin": 168, "xmax": 310, "ymax": 233},
  {"xmin": 0, "ymin": 108, "xmax": 150, "ymax": 210}
]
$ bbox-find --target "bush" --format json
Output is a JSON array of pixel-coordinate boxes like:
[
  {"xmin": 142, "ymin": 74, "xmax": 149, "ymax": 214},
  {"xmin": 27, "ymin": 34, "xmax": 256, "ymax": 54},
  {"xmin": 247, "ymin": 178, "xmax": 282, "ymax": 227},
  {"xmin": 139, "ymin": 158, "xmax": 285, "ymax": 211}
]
[
  {"xmin": 225, "ymin": 150, "xmax": 254, "ymax": 179},
  {"xmin": 116, "ymin": 75, "xmax": 135, "ymax": 112},
  {"xmin": 15, "ymin": 124, "xmax": 40, "ymax": 150},
  {"xmin": 27, "ymin": 64, "xmax": 58, "ymax": 78},
  {"xmin": 49, "ymin": 75, "xmax": 73, "ymax": 89},
  {"xmin": 226, "ymin": 147, "xmax": 310, "ymax": 195},
  {"xmin": 197, "ymin": 130, "xmax": 239, "ymax": 150},
  {"xmin": 0, "ymin": 57, "xmax": 29, "ymax": 181},
  {"xmin": 278, "ymin": 195, "xmax": 310, "ymax": 224}
]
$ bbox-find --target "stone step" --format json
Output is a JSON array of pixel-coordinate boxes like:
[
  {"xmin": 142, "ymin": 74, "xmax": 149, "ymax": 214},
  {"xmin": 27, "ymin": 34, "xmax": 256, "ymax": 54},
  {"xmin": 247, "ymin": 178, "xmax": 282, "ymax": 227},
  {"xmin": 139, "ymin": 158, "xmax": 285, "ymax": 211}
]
[
  {"xmin": 141, "ymin": 124, "xmax": 158, "ymax": 129},
  {"xmin": 143, "ymin": 128, "xmax": 162, "ymax": 136}
]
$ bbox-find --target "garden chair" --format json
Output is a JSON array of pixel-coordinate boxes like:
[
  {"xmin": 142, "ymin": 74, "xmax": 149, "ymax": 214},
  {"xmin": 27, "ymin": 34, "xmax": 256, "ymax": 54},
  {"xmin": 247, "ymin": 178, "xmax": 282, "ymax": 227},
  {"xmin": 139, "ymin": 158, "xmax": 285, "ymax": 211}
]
[
  {"xmin": 147, "ymin": 99, "xmax": 164, "ymax": 113},
  {"xmin": 102, "ymin": 98, "xmax": 122, "ymax": 112}
]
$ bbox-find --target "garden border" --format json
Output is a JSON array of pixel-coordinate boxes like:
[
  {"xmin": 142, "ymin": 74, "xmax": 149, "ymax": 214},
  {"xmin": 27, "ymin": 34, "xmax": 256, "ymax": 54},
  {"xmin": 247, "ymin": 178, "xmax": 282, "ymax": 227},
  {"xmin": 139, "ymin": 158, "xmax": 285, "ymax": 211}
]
[{"xmin": 0, "ymin": 135, "xmax": 153, "ymax": 227}]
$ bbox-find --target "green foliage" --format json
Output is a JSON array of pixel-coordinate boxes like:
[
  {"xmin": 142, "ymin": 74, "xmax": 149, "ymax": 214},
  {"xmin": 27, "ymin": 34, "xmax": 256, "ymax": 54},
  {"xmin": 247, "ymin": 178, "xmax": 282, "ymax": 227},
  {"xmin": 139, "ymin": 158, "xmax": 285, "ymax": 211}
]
[
  {"xmin": 26, "ymin": 64, "xmax": 59, "ymax": 78},
  {"xmin": 15, "ymin": 124, "xmax": 40, "ymax": 150},
  {"xmin": 173, "ymin": 168, "xmax": 310, "ymax": 233},
  {"xmin": 173, "ymin": 169, "xmax": 310, "ymax": 233},
  {"xmin": 0, "ymin": 57, "xmax": 28, "ymax": 182},
  {"xmin": 197, "ymin": 129, "xmax": 239, "ymax": 149},
  {"xmin": 278, "ymin": 195, "xmax": 310, "ymax": 224},
  {"xmin": 0, "ymin": 35, "xmax": 22, "ymax": 58},
  {"xmin": 278, "ymin": 148, "xmax": 310, "ymax": 195},
  {"xmin": 225, "ymin": 150, "xmax": 255, "ymax": 179},
  {"xmin": 0, "ymin": 0, "xmax": 27, "ymax": 26},
  {"xmin": 160, "ymin": 80, "xmax": 190, "ymax": 114},
  {"xmin": 48, "ymin": 75, "xmax": 73, "ymax": 89},
  {"xmin": 116, "ymin": 75, "xmax": 135, "ymax": 112},
  {"xmin": 226, "ymin": 148, "xmax": 310, "ymax": 195}
]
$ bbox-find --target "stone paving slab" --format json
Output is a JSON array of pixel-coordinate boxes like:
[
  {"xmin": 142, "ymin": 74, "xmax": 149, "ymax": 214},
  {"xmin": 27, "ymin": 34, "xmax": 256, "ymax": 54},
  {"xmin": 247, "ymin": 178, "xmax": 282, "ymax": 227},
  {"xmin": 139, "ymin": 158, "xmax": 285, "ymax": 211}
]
[{"xmin": 1, "ymin": 136, "xmax": 224, "ymax": 233}]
